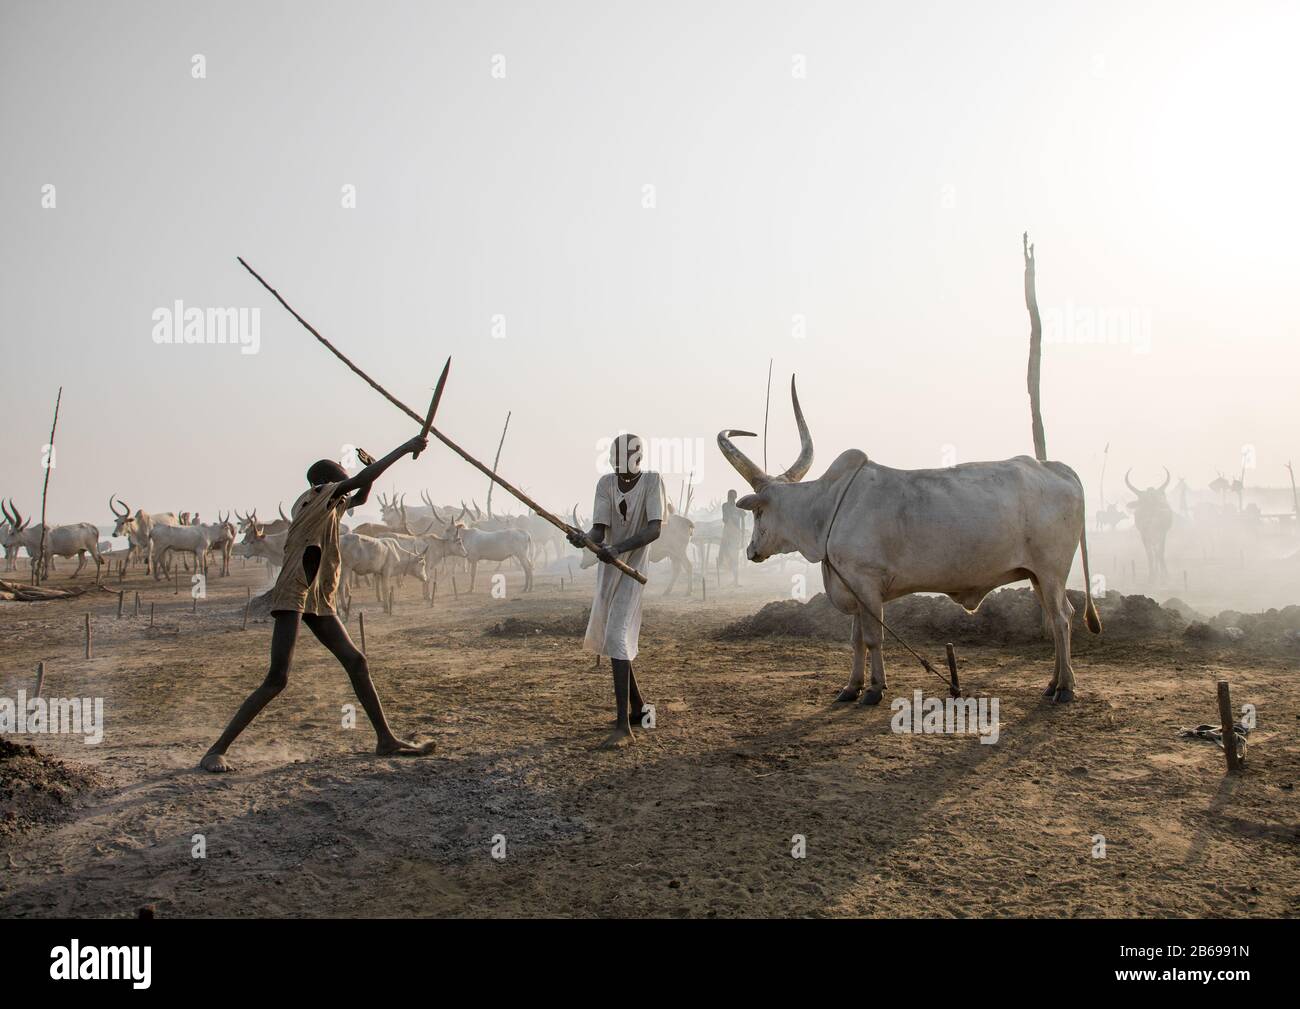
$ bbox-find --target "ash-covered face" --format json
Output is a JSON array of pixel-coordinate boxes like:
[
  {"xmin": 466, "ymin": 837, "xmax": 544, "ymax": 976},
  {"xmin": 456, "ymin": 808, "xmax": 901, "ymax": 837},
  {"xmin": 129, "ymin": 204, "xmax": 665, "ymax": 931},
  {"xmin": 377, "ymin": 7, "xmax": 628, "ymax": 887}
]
[{"xmin": 609, "ymin": 434, "xmax": 644, "ymax": 476}]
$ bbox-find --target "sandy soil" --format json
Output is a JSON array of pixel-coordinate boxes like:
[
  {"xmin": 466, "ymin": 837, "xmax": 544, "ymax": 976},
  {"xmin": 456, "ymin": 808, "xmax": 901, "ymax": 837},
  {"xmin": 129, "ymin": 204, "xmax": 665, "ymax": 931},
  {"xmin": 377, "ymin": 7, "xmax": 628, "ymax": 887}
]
[{"xmin": 1, "ymin": 557, "xmax": 1296, "ymax": 918}]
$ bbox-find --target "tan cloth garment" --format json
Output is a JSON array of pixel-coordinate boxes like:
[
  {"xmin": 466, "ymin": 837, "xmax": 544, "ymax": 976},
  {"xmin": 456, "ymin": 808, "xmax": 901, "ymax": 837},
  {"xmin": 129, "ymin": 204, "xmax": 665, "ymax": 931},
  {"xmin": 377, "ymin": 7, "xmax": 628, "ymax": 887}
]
[
  {"xmin": 268, "ymin": 482, "xmax": 350, "ymax": 615},
  {"xmin": 583, "ymin": 470, "xmax": 665, "ymax": 660}
]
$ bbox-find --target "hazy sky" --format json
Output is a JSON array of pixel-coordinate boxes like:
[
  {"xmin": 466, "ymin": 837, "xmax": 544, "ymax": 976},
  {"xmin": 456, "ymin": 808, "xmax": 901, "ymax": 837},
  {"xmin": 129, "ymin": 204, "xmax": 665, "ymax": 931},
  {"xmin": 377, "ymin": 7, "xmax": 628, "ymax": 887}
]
[{"xmin": 3, "ymin": 0, "xmax": 1297, "ymax": 525}]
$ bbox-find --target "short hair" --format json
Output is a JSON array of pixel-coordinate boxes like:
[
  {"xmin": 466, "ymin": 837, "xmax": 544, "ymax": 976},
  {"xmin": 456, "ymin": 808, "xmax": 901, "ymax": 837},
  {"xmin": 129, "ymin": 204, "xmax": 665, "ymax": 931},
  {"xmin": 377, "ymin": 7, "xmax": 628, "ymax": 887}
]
[{"xmin": 307, "ymin": 459, "xmax": 348, "ymax": 486}]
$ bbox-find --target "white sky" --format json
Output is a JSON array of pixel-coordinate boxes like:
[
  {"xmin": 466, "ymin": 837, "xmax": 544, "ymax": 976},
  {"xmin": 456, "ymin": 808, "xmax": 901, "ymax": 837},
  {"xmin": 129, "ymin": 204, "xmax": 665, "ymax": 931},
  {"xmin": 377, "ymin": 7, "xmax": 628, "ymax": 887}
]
[{"xmin": 2, "ymin": 0, "xmax": 1297, "ymax": 524}]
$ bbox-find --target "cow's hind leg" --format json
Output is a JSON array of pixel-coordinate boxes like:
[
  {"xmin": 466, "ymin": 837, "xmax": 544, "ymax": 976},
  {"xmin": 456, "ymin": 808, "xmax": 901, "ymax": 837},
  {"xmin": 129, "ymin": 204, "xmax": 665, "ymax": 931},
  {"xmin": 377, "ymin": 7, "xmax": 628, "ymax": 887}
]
[
  {"xmin": 1038, "ymin": 575, "xmax": 1077, "ymax": 703},
  {"xmin": 856, "ymin": 606, "xmax": 887, "ymax": 706},
  {"xmin": 836, "ymin": 614, "xmax": 867, "ymax": 702}
]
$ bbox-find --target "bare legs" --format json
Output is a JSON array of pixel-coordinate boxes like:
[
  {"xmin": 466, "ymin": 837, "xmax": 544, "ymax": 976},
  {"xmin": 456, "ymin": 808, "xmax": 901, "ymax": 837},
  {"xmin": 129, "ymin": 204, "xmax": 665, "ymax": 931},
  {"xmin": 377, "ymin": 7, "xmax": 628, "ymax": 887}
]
[
  {"xmin": 200, "ymin": 610, "xmax": 433, "ymax": 772},
  {"xmin": 600, "ymin": 658, "xmax": 647, "ymax": 749}
]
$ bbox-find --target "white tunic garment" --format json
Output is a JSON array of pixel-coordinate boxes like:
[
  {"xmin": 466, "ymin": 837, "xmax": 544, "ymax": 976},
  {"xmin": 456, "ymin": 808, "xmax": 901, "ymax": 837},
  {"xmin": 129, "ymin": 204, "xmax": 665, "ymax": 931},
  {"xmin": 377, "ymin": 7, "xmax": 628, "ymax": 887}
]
[{"xmin": 583, "ymin": 470, "xmax": 666, "ymax": 660}]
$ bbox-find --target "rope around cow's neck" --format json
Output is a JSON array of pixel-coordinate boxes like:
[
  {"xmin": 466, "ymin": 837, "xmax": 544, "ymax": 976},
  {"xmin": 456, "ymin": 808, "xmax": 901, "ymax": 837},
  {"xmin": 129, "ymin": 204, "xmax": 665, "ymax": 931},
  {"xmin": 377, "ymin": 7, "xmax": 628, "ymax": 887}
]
[{"xmin": 817, "ymin": 459, "xmax": 958, "ymax": 694}]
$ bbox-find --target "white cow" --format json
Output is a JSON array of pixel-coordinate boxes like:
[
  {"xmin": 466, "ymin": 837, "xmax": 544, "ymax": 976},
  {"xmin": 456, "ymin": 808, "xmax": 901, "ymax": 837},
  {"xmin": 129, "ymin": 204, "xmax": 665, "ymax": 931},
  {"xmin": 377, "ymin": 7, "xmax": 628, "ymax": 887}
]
[
  {"xmin": 1, "ymin": 500, "xmax": 106, "ymax": 580},
  {"xmin": 718, "ymin": 378, "xmax": 1101, "ymax": 705},
  {"xmin": 150, "ymin": 522, "xmax": 215, "ymax": 579},
  {"xmin": 339, "ymin": 532, "xmax": 428, "ymax": 610},
  {"xmin": 444, "ymin": 519, "xmax": 533, "ymax": 592},
  {"xmin": 109, "ymin": 496, "xmax": 179, "ymax": 571}
]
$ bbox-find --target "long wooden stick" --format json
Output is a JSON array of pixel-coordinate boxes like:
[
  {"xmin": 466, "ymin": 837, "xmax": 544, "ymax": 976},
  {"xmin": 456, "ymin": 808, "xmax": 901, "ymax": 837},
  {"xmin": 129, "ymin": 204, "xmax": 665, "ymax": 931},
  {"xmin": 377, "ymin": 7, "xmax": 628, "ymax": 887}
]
[
  {"xmin": 35, "ymin": 386, "xmax": 63, "ymax": 586},
  {"xmin": 236, "ymin": 257, "xmax": 646, "ymax": 584},
  {"xmin": 486, "ymin": 410, "xmax": 510, "ymax": 517}
]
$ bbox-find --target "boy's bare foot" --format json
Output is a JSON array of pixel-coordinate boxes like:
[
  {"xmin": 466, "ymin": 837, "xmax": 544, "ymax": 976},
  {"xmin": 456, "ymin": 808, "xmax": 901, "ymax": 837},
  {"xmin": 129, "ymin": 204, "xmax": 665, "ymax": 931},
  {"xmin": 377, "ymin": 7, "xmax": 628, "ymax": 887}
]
[
  {"xmin": 376, "ymin": 738, "xmax": 436, "ymax": 757},
  {"xmin": 200, "ymin": 752, "xmax": 233, "ymax": 773},
  {"xmin": 598, "ymin": 725, "xmax": 635, "ymax": 749},
  {"xmin": 612, "ymin": 709, "xmax": 653, "ymax": 729}
]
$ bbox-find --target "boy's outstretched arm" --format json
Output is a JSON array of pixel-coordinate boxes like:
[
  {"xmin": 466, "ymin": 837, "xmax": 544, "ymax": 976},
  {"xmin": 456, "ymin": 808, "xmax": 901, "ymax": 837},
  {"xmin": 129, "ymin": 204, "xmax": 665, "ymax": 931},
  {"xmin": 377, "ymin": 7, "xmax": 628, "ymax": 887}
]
[{"xmin": 331, "ymin": 436, "xmax": 427, "ymax": 504}]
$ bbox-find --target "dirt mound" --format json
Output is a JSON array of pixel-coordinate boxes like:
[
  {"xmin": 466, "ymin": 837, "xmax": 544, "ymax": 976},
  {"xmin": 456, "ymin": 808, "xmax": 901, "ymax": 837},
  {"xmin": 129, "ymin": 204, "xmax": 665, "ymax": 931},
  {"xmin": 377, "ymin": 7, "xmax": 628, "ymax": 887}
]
[
  {"xmin": 485, "ymin": 609, "xmax": 590, "ymax": 638},
  {"xmin": 0, "ymin": 739, "xmax": 103, "ymax": 841},
  {"xmin": 720, "ymin": 587, "xmax": 1190, "ymax": 644}
]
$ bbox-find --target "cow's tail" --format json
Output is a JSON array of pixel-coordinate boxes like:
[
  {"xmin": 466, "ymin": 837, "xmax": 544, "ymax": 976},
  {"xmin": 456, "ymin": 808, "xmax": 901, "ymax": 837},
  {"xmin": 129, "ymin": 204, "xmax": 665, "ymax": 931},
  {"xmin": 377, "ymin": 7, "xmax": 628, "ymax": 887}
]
[{"xmin": 1078, "ymin": 516, "xmax": 1102, "ymax": 635}]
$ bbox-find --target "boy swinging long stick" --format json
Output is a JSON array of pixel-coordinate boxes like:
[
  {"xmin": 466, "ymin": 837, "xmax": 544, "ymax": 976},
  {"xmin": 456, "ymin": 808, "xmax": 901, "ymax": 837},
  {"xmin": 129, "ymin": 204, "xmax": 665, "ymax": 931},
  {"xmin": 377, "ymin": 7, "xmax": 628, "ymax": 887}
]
[
  {"xmin": 200, "ymin": 363, "xmax": 449, "ymax": 772},
  {"xmin": 234, "ymin": 256, "xmax": 645, "ymax": 586}
]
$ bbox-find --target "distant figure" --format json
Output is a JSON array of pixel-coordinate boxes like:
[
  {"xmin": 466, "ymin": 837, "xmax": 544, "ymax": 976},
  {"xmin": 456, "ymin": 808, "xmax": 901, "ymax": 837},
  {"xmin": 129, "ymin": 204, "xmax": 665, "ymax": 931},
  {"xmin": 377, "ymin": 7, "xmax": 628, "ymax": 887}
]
[{"xmin": 719, "ymin": 489, "xmax": 744, "ymax": 586}]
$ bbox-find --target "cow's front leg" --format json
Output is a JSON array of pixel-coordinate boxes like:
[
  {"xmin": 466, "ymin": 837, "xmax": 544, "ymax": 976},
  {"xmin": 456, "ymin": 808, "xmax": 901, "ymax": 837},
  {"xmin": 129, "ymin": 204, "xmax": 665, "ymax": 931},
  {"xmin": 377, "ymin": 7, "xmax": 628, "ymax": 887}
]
[{"xmin": 836, "ymin": 614, "xmax": 867, "ymax": 702}]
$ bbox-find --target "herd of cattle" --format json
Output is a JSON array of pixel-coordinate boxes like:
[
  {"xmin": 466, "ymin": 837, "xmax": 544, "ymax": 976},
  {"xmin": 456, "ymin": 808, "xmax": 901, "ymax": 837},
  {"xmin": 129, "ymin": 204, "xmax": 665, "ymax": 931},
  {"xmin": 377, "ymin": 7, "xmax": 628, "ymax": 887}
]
[
  {"xmin": 1, "ymin": 426, "xmax": 1291, "ymax": 613},
  {"xmin": 0, "ymin": 488, "xmax": 722, "ymax": 607}
]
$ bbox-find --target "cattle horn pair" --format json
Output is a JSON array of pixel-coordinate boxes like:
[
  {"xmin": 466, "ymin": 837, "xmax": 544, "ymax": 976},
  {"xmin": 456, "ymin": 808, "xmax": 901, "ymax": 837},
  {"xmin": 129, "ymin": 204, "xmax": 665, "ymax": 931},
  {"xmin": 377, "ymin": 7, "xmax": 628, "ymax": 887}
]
[
  {"xmin": 717, "ymin": 376, "xmax": 814, "ymax": 490},
  {"xmin": 1124, "ymin": 467, "xmax": 1170, "ymax": 495},
  {"xmin": 2, "ymin": 499, "xmax": 30, "ymax": 530}
]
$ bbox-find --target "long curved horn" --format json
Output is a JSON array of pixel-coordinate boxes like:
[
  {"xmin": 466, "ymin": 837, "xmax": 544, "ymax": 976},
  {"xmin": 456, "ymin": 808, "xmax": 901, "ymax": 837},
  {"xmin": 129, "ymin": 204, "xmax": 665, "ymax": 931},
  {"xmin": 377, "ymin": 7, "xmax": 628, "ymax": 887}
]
[
  {"xmin": 717, "ymin": 429, "xmax": 767, "ymax": 490},
  {"xmin": 775, "ymin": 376, "xmax": 814, "ymax": 483},
  {"xmin": 110, "ymin": 495, "xmax": 128, "ymax": 518},
  {"xmin": 0, "ymin": 499, "xmax": 14, "ymax": 526},
  {"xmin": 1158, "ymin": 467, "xmax": 1171, "ymax": 494},
  {"xmin": 8, "ymin": 501, "xmax": 26, "ymax": 529},
  {"xmin": 1124, "ymin": 469, "xmax": 1139, "ymax": 495},
  {"xmin": 278, "ymin": 502, "xmax": 288, "ymax": 522}
]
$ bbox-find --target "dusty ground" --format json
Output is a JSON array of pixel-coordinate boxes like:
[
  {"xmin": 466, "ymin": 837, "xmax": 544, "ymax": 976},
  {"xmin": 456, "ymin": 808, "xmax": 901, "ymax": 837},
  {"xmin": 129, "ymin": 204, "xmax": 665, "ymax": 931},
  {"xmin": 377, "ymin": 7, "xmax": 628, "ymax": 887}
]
[{"xmin": 0, "ymin": 556, "xmax": 1296, "ymax": 918}]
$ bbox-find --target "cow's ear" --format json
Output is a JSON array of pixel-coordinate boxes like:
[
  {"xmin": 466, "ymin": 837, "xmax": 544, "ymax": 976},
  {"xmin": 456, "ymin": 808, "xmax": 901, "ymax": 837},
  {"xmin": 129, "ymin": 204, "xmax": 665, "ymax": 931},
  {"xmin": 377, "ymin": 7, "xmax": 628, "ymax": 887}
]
[{"xmin": 736, "ymin": 494, "xmax": 760, "ymax": 511}]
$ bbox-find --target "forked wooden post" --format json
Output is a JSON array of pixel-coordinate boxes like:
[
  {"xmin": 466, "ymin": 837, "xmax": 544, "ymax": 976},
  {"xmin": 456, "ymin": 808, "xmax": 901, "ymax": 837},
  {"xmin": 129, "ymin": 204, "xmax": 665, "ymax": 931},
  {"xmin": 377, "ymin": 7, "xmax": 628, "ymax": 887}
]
[{"xmin": 1217, "ymin": 680, "xmax": 1241, "ymax": 772}]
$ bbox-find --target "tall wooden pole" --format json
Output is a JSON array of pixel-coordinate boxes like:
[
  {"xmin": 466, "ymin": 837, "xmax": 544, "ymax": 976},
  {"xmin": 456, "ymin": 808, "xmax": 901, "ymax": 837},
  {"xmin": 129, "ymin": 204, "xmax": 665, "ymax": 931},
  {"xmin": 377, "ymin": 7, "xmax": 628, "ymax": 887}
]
[
  {"xmin": 762, "ymin": 358, "xmax": 773, "ymax": 473},
  {"xmin": 486, "ymin": 410, "xmax": 511, "ymax": 518},
  {"xmin": 1024, "ymin": 234, "xmax": 1047, "ymax": 462},
  {"xmin": 35, "ymin": 386, "xmax": 63, "ymax": 586}
]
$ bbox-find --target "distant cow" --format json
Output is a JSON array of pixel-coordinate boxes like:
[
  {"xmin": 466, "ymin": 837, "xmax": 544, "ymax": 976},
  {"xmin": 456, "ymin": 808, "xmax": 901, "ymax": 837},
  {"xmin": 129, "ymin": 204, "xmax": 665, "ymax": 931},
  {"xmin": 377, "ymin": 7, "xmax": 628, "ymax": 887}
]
[{"xmin": 1125, "ymin": 468, "xmax": 1173, "ymax": 580}]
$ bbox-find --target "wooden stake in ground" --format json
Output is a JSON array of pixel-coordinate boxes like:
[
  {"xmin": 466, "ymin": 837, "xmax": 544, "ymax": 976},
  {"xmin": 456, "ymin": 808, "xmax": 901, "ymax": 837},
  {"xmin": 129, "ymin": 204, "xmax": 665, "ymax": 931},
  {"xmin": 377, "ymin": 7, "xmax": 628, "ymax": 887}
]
[
  {"xmin": 944, "ymin": 642, "xmax": 961, "ymax": 698},
  {"xmin": 117, "ymin": 591, "xmax": 124, "ymax": 618},
  {"xmin": 236, "ymin": 256, "xmax": 647, "ymax": 585},
  {"xmin": 35, "ymin": 661, "xmax": 45, "ymax": 697},
  {"xmin": 358, "ymin": 611, "xmax": 367, "ymax": 653},
  {"xmin": 150, "ymin": 602, "xmax": 155, "ymax": 627},
  {"xmin": 134, "ymin": 591, "xmax": 140, "ymax": 617},
  {"xmin": 486, "ymin": 410, "xmax": 511, "ymax": 518},
  {"xmin": 84, "ymin": 613, "xmax": 92, "ymax": 659},
  {"xmin": 35, "ymin": 386, "xmax": 63, "ymax": 586},
  {"xmin": 1217, "ymin": 680, "xmax": 1242, "ymax": 772},
  {"xmin": 1023, "ymin": 233, "xmax": 1047, "ymax": 462},
  {"xmin": 242, "ymin": 587, "xmax": 251, "ymax": 630}
]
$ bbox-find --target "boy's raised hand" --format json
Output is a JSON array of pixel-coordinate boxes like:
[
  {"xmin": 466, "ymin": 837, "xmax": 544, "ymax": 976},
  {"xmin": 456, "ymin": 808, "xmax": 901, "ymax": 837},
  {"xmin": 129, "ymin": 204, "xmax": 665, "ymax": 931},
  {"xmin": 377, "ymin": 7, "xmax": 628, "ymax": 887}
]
[{"xmin": 403, "ymin": 435, "xmax": 429, "ymax": 458}]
